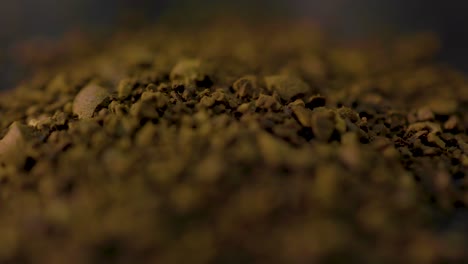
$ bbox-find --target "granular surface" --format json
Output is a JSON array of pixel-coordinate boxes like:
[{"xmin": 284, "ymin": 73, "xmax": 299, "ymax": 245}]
[{"xmin": 0, "ymin": 22, "xmax": 467, "ymax": 263}]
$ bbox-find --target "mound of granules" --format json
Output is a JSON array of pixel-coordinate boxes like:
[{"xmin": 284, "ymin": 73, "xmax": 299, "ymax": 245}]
[{"xmin": 0, "ymin": 22, "xmax": 467, "ymax": 263}]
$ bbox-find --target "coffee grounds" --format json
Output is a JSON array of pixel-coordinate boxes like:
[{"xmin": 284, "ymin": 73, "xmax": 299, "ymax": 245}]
[{"xmin": 0, "ymin": 22, "xmax": 467, "ymax": 263}]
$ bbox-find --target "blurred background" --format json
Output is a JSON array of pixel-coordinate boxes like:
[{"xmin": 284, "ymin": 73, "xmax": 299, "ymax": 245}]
[{"xmin": 1, "ymin": 0, "xmax": 468, "ymax": 90}]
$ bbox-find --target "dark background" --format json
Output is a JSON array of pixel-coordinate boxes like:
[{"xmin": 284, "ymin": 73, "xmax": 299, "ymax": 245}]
[{"xmin": 1, "ymin": 0, "xmax": 468, "ymax": 90}]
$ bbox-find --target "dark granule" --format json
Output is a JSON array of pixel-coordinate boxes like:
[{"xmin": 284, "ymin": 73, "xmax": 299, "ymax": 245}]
[{"xmin": 0, "ymin": 21, "xmax": 467, "ymax": 263}]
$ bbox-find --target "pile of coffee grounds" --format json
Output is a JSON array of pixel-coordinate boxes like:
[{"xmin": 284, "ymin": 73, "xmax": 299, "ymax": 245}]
[{"xmin": 0, "ymin": 22, "xmax": 467, "ymax": 263}]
